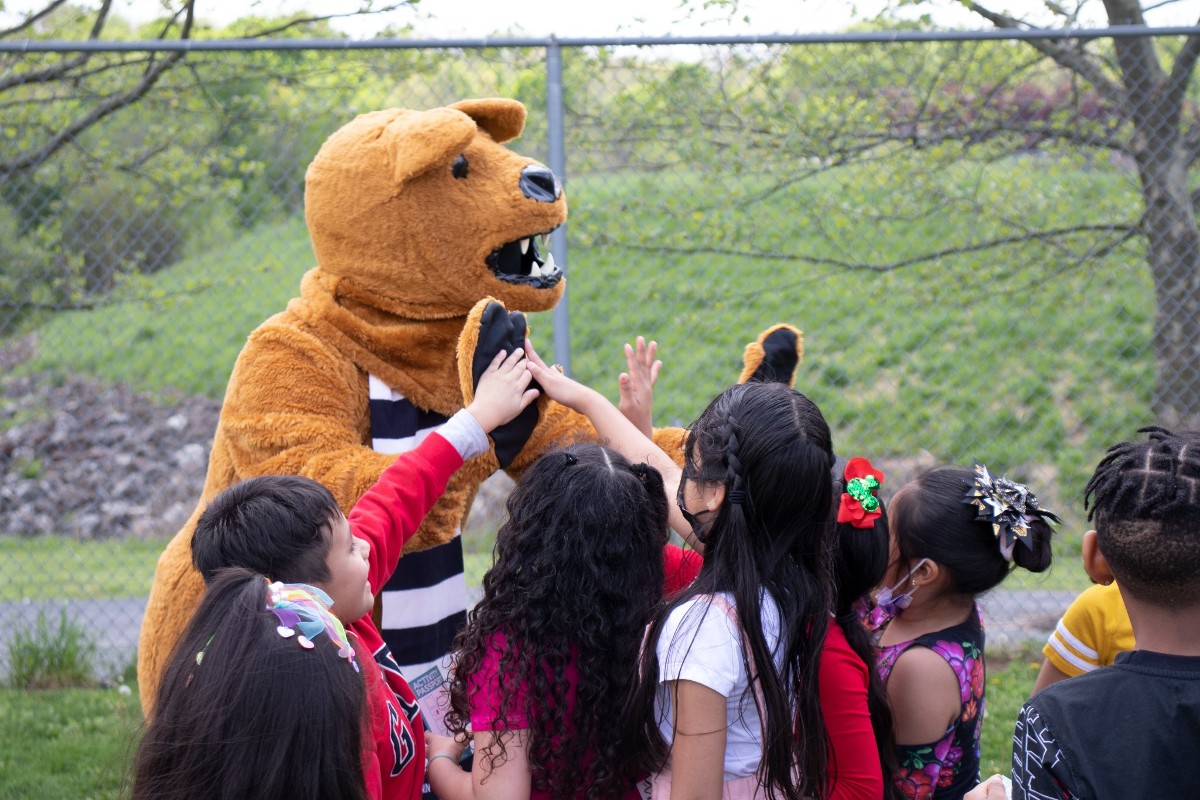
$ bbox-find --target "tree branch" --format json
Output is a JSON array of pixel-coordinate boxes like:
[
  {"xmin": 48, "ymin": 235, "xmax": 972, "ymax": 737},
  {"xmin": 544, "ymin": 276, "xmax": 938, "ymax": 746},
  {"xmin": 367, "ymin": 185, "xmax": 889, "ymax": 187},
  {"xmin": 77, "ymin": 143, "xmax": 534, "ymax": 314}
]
[
  {"xmin": 243, "ymin": 2, "xmax": 414, "ymax": 38},
  {"xmin": 1164, "ymin": 16, "xmax": 1200, "ymax": 107},
  {"xmin": 0, "ymin": 0, "xmax": 113, "ymax": 93},
  {"xmin": 0, "ymin": 1, "xmax": 195, "ymax": 176},
  {"xmin": 962, "ymin": 0, "xmax": 1125, "ymax": 104},
  {"xmin": 596, "ymin": 223, "xmax": 1140, "ymax": 273},
  {"xmin": 0, "ymin": 0, "xmax": 73, "ymax": 38}
]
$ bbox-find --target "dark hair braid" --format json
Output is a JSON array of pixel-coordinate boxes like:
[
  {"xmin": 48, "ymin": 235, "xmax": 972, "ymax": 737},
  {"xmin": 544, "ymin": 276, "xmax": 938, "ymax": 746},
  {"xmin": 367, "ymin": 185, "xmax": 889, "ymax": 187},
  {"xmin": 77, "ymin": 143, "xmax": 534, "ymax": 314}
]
[
  {"xmin": 635, "ymin": 382, "xmax": 834, "ymax": 800},
  {"xmin": 1084, "ymin": 426, "xmax": 1200, "ymax": 606}
]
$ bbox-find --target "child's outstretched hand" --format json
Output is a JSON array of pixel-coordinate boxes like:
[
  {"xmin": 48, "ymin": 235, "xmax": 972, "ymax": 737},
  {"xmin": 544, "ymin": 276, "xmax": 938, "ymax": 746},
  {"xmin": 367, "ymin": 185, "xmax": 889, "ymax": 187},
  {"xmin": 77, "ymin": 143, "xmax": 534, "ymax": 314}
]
[
  {"xmin": 466, "ymin": 348, "xmax": 539, "ymax": 434},
  {"xmin": 523, "ymin": 338, "xmax": 597, "ymax": 412},
  {"xmin": 618, "ymin": 336, "xmax": 660, "ymax": 438}
]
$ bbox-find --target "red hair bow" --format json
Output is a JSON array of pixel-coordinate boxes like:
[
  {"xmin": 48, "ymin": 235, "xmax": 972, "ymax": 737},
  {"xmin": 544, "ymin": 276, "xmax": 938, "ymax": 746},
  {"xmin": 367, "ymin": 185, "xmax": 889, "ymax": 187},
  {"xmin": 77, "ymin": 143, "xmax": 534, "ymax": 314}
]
[{"xmin": 837, "ymin": 457, "xmax": 885, "ymax": 529}]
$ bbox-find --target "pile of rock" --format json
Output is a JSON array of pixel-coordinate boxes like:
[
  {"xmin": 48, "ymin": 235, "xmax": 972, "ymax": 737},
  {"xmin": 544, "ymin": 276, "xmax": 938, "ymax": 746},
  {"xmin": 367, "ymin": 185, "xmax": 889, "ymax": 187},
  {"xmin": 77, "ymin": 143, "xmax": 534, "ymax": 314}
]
[{"xmin": 0, "ymin": 370, "xmax": 219, "ymax": 540}]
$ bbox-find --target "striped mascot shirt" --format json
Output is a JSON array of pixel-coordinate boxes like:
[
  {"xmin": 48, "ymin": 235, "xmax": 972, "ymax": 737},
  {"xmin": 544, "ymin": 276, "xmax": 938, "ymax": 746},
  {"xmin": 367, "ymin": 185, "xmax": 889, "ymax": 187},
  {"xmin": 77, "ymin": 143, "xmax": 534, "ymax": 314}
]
[{"xmin": 368, "ymin": 375, "xmax": 469, "ymax": 736}]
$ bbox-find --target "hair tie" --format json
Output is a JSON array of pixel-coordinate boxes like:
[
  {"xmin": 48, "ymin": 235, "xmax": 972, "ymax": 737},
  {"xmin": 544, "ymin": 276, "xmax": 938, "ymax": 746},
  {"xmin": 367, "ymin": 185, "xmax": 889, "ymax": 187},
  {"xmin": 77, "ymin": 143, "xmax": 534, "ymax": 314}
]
[
  {"xmin": 562, "ymin": 451, "xmax": 577, "ymax": 466},
  {"xmin": 727, "ymin": 489, "xmax": 747, "ymax": 505},
  {"xmin": 835, "ymin": 609, "xmax": 861, "ymax": 627},
  {"xmin": 963, "ymin": 462, "xmax": 1060, "ymax": 562},
  {"xmin": 837, "ymin": 457, "xmax": 884, "ymax": 529},
  {"xmin": 266, "ymin": 581, "xmax": 359, "ymax": 673}
]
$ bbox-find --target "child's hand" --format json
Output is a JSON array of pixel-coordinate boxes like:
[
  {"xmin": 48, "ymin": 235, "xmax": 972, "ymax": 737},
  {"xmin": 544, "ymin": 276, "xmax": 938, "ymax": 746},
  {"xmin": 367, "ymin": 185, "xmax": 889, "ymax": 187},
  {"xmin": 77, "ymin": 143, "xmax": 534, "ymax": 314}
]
[
  {"xmin": 466, "ymin": 348, "xmax": 539, "ymax": 434},
  {"xmin": 523, "ymin": 338, "xmax": 597, "ymax": 412},
  {"xmin": 964, "ymin": 776, "xmax": 1009, "ymax": 800},
  {"xmin": 618, "ymin": 336, "xmax": 660, "ymax": 438}
]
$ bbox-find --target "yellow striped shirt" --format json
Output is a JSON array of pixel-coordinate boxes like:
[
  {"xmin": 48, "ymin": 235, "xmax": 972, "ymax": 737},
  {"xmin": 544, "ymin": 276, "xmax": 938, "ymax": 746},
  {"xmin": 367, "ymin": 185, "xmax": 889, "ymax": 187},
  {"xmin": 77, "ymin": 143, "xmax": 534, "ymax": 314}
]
[{"xmin": 1042, "ymin": 582, "xmax": 1134, "ymax": 677}]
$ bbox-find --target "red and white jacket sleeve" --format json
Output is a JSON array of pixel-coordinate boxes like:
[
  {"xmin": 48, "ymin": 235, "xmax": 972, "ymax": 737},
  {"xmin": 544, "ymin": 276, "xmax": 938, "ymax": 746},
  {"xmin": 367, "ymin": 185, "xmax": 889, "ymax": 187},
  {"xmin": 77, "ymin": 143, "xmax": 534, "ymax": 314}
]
[{"xmin": 348, "ymin": 409, "xmax": 490, "ymax": 594}]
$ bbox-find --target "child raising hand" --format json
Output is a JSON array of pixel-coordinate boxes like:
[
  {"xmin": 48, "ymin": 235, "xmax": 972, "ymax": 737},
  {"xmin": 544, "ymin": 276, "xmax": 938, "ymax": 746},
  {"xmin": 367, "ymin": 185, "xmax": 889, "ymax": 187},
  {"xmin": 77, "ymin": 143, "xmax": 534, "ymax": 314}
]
[{"xmin": 187, "ymin": 347, "xmax": 537, "ymax": 800}]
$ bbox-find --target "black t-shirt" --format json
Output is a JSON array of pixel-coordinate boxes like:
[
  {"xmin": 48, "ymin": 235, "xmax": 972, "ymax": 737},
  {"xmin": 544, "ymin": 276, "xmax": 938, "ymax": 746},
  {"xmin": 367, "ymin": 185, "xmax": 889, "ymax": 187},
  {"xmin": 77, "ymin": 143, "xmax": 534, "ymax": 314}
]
[{"xmin": 1013, "ymin": 650, "xmax": 1200, "ymax": 800}]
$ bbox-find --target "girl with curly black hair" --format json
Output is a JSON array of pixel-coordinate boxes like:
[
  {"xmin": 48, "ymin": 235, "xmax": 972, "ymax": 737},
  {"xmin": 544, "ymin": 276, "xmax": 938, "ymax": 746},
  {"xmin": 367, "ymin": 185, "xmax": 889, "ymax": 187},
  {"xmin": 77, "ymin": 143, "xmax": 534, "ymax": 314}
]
[
  {"xmin": 526, "ymin": 337, "xmax": 837, "ymax": 800},
  {"xmin": 425, "ymin": 443, "xmax": 671, "ymax": 800}
]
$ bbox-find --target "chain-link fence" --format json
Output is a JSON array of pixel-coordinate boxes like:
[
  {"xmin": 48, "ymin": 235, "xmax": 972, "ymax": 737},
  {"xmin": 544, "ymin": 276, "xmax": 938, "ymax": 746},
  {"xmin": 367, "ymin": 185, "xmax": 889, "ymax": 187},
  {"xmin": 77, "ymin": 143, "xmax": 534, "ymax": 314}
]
[{"xmin": 3, "ymin": 25, "xmax": 1199, "ymax": 678}]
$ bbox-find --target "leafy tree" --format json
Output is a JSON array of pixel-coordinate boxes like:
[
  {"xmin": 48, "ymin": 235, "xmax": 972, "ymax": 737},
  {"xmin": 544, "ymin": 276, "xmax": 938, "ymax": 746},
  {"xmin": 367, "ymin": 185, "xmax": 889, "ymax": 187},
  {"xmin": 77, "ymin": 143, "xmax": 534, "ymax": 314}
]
[{"xmin": 0, "ymin": 1, "xmax": 415, "ymax": 331}]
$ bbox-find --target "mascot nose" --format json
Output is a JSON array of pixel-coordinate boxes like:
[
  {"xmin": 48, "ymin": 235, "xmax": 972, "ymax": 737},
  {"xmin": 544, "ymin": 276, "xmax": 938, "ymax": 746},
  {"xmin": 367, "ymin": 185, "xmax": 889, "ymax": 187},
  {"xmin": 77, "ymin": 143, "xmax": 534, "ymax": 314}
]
[{"xmin": 519, "ymin": 165, "xmax": 562, "ymax": 202}]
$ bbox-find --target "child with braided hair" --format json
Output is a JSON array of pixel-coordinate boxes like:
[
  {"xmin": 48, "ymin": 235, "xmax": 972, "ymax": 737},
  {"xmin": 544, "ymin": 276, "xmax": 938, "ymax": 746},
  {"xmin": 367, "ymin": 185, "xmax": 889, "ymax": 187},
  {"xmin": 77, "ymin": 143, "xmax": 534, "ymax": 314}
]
[
  {"xmin": 618, "ymin": 332, "xmax": 899, "ymax": 800},
  {"xmin": 526, "ymin": 340, "xmax": 836, "ymax": 800},
  {"xmin": 871, "ymin": 464, "xmax": 1056, "ymax": 800},
  {"xmin": 1002, "ymin": 426, "xmax": 1200, "ymax": 799}
]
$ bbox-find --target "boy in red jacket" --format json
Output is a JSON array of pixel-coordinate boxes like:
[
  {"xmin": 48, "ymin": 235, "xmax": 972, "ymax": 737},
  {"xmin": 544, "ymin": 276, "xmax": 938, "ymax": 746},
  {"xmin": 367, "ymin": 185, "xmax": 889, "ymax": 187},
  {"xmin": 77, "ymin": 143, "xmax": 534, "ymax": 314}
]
[{"xmin": 188, "ymin": 348, "xmax": 537, "ymax": 800}]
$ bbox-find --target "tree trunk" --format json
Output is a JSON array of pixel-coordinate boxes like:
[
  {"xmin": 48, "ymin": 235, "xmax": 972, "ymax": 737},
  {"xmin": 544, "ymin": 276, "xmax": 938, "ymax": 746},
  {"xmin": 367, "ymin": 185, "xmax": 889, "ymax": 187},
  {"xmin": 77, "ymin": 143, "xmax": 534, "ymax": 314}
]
[
  {"xmin": 1137, "ymin": 152, "xmax": 1200, "ymax": 430},
  {"xmin": 1112, "ymin": 8, "xmax": 1200, "ymax": 429}
]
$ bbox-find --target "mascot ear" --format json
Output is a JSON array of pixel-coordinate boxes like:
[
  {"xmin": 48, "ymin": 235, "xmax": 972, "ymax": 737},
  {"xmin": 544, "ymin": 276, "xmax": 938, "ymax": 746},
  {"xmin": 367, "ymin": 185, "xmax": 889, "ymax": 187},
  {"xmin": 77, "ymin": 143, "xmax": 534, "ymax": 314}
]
[
  {"xmin": 449, "ymin": 98, "xmax": 526, "ymax": 143},
  {"xmin": 458, "ymin": 298, "xmax": 542, "ymax": 469},
  {"xmin": 382, "ymin": 107, "xmax": 478, "ymax": 185},
  {"xmin": 738, "ymin": 324, "xmax": 804, "ymax": 387}
]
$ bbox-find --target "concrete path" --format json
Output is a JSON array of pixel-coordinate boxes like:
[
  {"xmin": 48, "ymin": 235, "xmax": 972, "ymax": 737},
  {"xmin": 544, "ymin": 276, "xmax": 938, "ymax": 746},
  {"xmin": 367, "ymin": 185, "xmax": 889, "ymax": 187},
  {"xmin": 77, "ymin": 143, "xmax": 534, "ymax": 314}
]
[{"xmin": 0, "ymin": 588, "xmax": 1076, "ymax": 682}]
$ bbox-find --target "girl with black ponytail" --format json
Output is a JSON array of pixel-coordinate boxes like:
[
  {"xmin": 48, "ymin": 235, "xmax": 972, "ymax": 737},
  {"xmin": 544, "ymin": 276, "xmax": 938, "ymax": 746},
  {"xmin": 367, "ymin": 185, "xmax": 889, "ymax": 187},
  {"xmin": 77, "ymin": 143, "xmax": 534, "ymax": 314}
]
[
  {"xmin": 826, "ymin": 458, "xmax": 901, "ymax": 800},
  {"xmin": 527, "ymin": 340, "xmax": 836, "ymax": 800}
]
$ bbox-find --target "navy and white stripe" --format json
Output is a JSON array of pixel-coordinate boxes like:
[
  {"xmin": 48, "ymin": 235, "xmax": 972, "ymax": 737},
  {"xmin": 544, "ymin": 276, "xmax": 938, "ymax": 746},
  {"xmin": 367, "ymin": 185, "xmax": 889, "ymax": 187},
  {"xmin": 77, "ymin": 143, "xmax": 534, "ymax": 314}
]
[{"xmin": 368, "ymin": 375, "xmax": 468, "ymax": 717}]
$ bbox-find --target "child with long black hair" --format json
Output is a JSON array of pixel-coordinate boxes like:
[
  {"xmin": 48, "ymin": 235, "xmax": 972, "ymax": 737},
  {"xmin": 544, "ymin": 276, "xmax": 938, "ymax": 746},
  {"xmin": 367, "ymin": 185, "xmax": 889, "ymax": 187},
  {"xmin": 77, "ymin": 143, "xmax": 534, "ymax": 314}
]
[
  {"xmin": 130, "ymin": 567, "xmax": 370, "ymax": 800},
  {"xmin": 826, "ymin": 457, "xmax": 901, "ymax": 800},
  {"xmin": 424, "ymin": 443, "xmax": 670, "ymax": 800},
  {"xmin": 873, "ymin": 465, "xmax": 1055, "ymax": 800},
  {"xmin": 526, "ymin": 342, "xmax": 835, "ymax": 800}
]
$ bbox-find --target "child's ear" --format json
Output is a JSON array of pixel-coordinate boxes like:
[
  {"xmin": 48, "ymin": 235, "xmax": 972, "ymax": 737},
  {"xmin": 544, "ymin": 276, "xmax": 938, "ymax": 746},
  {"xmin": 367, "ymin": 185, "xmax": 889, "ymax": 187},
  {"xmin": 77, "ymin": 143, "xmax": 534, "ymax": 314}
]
[
  {"xmin": 912, "ymin": 558, "xmax": 940, "ymax": 588},
  {"xmin": 1081, "ymin": 529, "xmax": 1116, "ymax": 585}
]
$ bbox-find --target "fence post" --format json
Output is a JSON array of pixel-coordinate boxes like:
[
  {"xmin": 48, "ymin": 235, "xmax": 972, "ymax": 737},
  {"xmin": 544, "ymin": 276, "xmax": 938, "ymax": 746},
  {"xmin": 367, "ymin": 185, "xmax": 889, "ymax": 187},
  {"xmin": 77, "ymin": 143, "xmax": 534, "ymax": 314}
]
[{"xmin": 545, "ymin": 38, "xmax": 570, "ymax": 375}]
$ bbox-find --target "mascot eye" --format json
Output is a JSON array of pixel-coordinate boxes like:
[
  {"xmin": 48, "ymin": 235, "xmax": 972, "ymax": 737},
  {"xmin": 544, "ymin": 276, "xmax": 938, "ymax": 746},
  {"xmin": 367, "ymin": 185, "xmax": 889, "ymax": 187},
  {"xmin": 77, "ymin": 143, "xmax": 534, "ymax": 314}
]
[{"xmin": 452, "ymin": 155, "xmax": 469, "ymax": 179}]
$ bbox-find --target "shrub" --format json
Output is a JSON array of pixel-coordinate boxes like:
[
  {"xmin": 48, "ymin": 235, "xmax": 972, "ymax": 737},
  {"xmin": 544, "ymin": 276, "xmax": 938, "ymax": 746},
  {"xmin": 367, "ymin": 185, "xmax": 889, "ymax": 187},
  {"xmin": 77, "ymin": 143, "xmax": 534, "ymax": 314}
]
[
  {"xmin": 59, "ymin": 176, "xmax": 185, "ymax": 295},
  {"xmin": 6, "ymin": 608, "xmax": 98, "ymax": 690}
]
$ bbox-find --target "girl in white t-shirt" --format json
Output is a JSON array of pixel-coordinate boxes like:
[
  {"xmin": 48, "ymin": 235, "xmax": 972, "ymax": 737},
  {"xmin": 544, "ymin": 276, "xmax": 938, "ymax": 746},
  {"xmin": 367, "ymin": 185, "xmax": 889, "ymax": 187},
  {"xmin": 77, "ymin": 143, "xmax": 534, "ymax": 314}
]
[{"xmin": 526, "ymin": 346, "xmax": 834, "ymax": 800}]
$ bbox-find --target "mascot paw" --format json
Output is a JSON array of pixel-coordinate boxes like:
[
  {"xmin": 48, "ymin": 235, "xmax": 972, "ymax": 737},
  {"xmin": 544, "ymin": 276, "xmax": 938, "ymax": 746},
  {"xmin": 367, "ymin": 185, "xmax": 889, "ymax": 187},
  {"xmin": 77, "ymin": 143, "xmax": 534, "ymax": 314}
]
[
  {"xmin": 738, "ymin": 324, "xmax": 804, "ymax": 387},
  {"xmin": 458, "ymin": 298, "xmax": 541, "ymax": 468}
]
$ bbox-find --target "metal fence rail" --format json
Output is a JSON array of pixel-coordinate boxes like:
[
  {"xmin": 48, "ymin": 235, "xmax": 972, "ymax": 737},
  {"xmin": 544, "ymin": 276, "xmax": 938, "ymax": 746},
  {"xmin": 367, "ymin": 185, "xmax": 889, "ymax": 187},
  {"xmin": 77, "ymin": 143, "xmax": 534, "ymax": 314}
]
[{"xmin": 3, "ymin": 26, "xmax": 1199, "ymax": 677}]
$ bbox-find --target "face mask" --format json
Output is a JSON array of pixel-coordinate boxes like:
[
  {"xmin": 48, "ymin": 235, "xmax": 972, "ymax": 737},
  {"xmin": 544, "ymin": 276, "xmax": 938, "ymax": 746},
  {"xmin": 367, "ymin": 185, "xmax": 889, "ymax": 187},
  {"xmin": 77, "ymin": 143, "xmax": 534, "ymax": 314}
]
[
  {"xmin": 865, "ymin": 558, "xmax": 928, "ymax": 630},
  {"xmin": 677, "ymin": 471, "xmax": 715, "ymax": 544}
]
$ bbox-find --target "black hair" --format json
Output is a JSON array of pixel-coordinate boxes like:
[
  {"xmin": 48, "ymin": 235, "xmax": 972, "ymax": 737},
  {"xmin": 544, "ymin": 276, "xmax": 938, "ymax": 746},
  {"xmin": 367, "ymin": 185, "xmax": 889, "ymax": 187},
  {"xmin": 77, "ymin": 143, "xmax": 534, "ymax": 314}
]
[
  {"xmin": 191, "ymin": 475, "xmax": 341, "ymax": 585},
  {"xmin": 634, "ymin": 381, "xmax": 834, "ymax": 800},
  {"xmin": 445, "ymin": 444, "xmax": 670, "ymax": 799},
  {"xmin": 1084, "ymin": 426, "xmax": 1200, "ymax": 606},
  {"xmin": 830, "ymin": 470, "xmax": 901, "ymax": 800},
  {"xmin": 890, "ymin": 466, "xmax": 1054, "ymax": 595},
  {"xmin": 130, "ymin": 568, "xmax": 368, "ymax": 800}
]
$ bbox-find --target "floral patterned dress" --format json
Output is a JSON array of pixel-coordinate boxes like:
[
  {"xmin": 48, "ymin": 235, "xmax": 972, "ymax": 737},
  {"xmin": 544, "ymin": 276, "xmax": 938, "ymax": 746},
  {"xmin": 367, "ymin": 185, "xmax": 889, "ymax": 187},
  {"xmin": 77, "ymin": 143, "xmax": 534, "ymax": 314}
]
[{"xmin": 876, "ymin": 606, "xmax": 985, "ymax": 800}]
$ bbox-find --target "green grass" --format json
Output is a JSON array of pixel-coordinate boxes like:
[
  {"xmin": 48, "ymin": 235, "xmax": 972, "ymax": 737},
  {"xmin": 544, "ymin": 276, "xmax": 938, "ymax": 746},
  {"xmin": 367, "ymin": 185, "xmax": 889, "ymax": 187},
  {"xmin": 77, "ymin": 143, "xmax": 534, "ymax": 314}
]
[
  {"xmin": 0, "ymin": 651, "xmax": 1034, "ymax": 798},
  {"xmin": 13, "ymin": 158, "xmax": 1157, "ymax": 567},
  {"xmin": 0, "ymin": 536, "xmax": 168, "ymax": 602},
  {"xmin": 0, "ymin": 685, "xmax": 142, "ymax": 800},
  {"xmin": 980, "ymin": 645, "xmax": 1041, "ymax": 777},
  {"xmin": 24, "ymin": 217, "xmax": 314, "ymax": 398},
  {"xmin": 7, "ymin": 608, "xmax": 99, "ymax": 690}
]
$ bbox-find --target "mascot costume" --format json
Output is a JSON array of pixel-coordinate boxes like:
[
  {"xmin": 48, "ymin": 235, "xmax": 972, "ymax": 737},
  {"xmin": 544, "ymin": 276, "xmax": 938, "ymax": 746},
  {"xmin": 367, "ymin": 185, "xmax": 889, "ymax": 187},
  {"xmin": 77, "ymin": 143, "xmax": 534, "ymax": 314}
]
[{"xmin": 137, "ymin": 98, "xmax": 803, "ymax": 722}]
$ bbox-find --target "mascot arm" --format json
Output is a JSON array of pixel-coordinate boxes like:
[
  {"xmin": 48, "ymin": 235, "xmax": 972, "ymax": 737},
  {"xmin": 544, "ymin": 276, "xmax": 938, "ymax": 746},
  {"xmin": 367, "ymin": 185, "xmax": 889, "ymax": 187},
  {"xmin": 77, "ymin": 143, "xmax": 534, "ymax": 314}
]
[{"xmin": 220, "ymin": 323, "xmax": 398, "ymax": 511}]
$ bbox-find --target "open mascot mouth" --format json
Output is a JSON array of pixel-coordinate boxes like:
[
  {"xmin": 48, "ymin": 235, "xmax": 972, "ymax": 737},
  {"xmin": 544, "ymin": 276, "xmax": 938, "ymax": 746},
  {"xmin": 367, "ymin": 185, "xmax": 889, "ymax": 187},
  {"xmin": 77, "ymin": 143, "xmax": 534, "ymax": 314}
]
[{"xmin": 486, "ymin": 230, "xmax": 562, "ymax": 289}]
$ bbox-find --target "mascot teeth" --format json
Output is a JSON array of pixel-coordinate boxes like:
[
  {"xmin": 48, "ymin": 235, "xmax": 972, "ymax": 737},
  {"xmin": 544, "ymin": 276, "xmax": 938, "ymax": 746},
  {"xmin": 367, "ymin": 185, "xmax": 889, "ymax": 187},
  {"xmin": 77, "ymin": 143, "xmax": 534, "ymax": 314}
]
[{"xmin": 486, "ymin": 230, "xmax": 562, "ymax": 286}]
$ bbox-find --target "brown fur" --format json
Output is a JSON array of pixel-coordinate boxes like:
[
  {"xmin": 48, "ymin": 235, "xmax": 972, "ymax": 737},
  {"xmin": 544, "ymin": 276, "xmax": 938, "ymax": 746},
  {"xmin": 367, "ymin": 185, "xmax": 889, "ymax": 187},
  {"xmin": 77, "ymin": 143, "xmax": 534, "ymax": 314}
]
[{"xmin": 137, "ymin": 97, "xmax": 800, "ymax": 713}]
